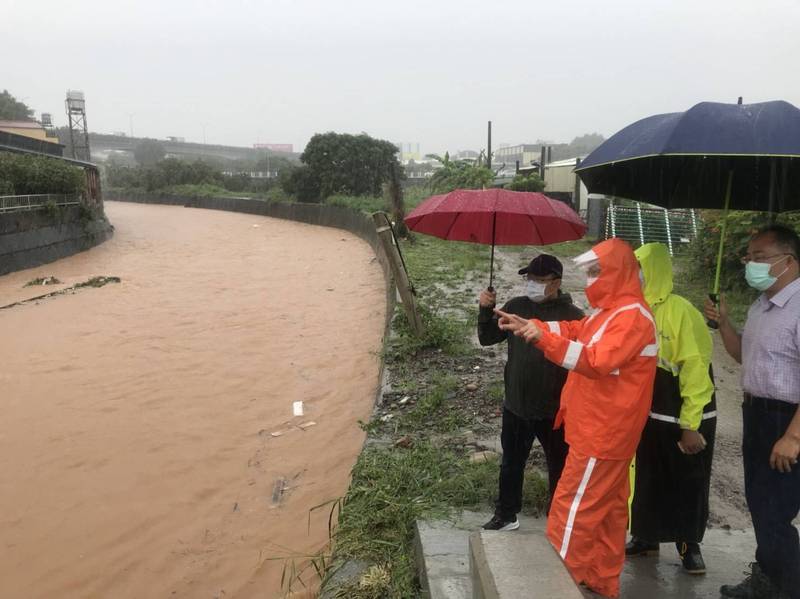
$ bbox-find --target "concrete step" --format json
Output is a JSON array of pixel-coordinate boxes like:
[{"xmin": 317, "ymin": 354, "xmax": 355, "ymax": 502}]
[
  {"xmin": 414, "ymin": 512, "xmax": 485, "ymax": 599},
  {"xmin": 470, "ymin": 519, "xmax": 583, "ymax": 599},
  {"xmin": 419, "ymin": 511, "xmax": 759, "ymax": 599}
]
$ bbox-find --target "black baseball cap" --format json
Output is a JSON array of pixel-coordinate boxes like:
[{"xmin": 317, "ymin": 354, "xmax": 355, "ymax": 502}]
[{"xmin": 518, "ymin": 254, "xmax": 563, "ymax": 278}]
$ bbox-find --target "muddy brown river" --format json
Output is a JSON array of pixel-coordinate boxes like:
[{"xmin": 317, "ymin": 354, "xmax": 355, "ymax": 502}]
[{"xmin": 0, "ymin": 201, "xmax": 386, "ymax": 598}]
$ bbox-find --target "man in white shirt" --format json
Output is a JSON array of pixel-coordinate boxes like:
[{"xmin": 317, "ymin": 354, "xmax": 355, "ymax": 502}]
[{"xmin": 705, "ymin": 224, "xmax": 800, "ymax": 599}]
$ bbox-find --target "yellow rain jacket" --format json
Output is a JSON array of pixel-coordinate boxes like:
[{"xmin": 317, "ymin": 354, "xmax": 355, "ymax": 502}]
[{"xmin": 634, "ymin": 243, "xmax": 715, "ymax": 429}]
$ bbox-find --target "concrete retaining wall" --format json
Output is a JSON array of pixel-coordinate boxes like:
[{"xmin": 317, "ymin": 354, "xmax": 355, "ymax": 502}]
[{"xmin": 0, "ymin": 206, "xmax": 114, "ymax": 276}]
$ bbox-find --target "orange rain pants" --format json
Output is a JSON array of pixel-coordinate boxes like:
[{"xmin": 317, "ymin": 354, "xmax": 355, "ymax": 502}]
[{"xmin": 546, "ymin": 450, "xmax": 632, "ymax": 598}]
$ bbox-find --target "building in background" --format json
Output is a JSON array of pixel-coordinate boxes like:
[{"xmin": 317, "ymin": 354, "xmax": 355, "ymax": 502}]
[
  {"xmin": 395, "ymin": 142, "xmax": 421, "ymax": 163},
  {"xmin": 253, "ymin": 143, "xmax": 293, "ymax": 153},
  {"xmin": 0, "ymin": 120, "xmax": 64, "ymax": 157},
  {"xmin": 494, "ymin": 144, "xmax": 540, "ymax": 169}
]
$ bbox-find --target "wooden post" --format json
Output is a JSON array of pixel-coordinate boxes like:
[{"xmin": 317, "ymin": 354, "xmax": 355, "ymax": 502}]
[{"xmin": 372, "ymin": 212, "xmax": 424, "ymax": 337}]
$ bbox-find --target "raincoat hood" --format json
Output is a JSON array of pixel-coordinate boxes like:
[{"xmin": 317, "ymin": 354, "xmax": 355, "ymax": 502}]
[
  {"xmin": 634, "ymin": 242, "xmax": 673, "ymax": 307},
  {"xmin": 577, "ymin": 238, "xmax": 646, "ymax": 309}
]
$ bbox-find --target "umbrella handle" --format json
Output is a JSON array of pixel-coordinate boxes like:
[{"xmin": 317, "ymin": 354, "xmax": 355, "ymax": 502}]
[
  {"xmin": 706, "ymin": 293, "xmax": 719, "ymax": 330},
  {"xmin": 708, "ymin": 171, "xmax": 733, "ymax": 330}
]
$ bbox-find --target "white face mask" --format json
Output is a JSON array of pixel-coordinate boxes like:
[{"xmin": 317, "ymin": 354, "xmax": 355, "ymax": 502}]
[{"xmin": 525, "ymin": 280, "xmax": 549, "ymax": 302}]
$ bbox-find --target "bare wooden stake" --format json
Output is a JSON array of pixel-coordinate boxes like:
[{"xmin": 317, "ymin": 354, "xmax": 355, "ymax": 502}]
[{"xmin": 372, "ymin": 212, "xmax": 424, "ymax": 337}]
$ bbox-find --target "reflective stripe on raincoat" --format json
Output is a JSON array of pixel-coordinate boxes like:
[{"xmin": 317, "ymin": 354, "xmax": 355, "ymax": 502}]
[
  {"xmin": 634, "ymin": 242, "xmax": 715, "ymax": 430},
  {"xmin": 534, "ymin": 237, "xmax": 658, "ymax": 461}
]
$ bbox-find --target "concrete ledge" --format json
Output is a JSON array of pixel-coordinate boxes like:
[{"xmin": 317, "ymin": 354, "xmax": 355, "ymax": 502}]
[{"xmin": 470, "ymin": 527, "xmax": 583, "ymax": 599}]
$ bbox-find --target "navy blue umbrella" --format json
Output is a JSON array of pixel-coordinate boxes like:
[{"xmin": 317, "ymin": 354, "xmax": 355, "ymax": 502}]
[
  {"xmin": 576, "ymin": 100, "xmax": 800, "ymax": 212},
  {"xmin": 576, "ymin": 99, "xmax": 800, "ymax": 321}
]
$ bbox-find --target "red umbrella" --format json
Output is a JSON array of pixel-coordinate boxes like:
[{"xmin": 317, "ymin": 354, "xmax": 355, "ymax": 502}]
[{"xmin": 404, "ymin": 188, "xmax": 587, "ymax": 288}]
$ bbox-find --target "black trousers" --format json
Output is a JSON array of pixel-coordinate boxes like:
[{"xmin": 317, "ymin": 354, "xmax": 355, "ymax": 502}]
[
  {"xmin": 631, "ymin": 417, "xmax": 716, "ymax": 543},
  {"xmin": 495, "ymin": 407, "xmax": 569, "ymax": 519},
  {"xmin": 742, "ymin": 397, "xmax": 800, "ymax": 599}
]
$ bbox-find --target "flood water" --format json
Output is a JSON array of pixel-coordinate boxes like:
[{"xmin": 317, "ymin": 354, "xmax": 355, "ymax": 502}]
[{"xmin": 0, "ymin": 201, "xmax": 386, "ymax": 598}]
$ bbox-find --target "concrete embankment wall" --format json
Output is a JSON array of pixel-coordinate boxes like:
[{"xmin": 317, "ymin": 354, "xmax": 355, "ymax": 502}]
[
  {"xmin": 103, "ymin": 190, "xmax": 397, "ymax": 333},
  {"xmin": 0, "ymin": 206, "xmax": 114, "ymax": 276}
]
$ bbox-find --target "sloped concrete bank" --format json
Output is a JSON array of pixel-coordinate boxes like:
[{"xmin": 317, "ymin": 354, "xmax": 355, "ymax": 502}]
[{"xmin": 0, "ymin": 206, "xmax": 113, "ymax": 276}]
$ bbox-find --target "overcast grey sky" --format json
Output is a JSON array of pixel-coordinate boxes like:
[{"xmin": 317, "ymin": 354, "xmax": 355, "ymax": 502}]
[{"xmin": 3, "ymin": 0, "xmax": 799, "ymax": 154}]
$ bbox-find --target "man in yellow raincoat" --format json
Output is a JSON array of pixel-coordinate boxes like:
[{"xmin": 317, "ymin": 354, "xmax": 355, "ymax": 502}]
[{"xmin": 627, "ymin": 242, "xmax": 716, "ymax": 574}]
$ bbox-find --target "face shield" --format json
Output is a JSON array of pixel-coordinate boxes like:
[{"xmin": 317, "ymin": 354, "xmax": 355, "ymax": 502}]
[{"xmin": 573, "ymin": 249, "xmax": 601, "ymax": 288}]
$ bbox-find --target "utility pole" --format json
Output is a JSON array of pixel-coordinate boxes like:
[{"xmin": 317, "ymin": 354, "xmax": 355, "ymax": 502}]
[
  {"xmin": 539, "ymin": 146, "xmax": 546, "ymax": 179},
  {"xmin": 487, "ymin": 121, "xmax": 492, "ymax": 170}
]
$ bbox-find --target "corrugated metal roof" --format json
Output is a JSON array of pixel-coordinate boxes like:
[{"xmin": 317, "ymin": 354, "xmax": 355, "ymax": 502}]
[
  {"xmin": 544, "ymin": 156, "xmax": 588, "ymax": 168},
  {"xmin": 0, "ymin": 120, "xmax": 44, "ymax": 129}
]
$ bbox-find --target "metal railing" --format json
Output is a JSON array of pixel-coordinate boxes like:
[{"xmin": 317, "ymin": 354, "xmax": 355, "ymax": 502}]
[
  {"xmin": 0, "ymin": 194, "xmax": 82, "ymax": 213},
  {"xmin": 605, "ymin": 204, "xmax": 699, "ymax": 255}
]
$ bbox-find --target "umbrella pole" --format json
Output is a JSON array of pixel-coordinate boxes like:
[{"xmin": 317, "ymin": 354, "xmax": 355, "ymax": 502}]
[
  {"xmin": 489, "ymin": 212, "xmax": 497, "ymax": 291},
  {"xmin": 708, "ymin": 171, "xmax": 734, "ymax": 329}
]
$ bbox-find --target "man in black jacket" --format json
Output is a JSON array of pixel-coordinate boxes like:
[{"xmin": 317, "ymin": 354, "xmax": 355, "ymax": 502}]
[{"xmin": 478, "ymin": 254, "xmax": 584, "ymax": 531}]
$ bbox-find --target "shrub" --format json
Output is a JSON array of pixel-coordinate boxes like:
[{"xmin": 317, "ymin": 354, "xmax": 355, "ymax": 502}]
[
  {"xmin": 505, "ymin": 173, "xmax": 545, "ymax": 192},
  {"xmin": 690, "ymin": 210, "xmax": 800, "ymax": 291},
  {"xmin": 0, "ymin": 152, "xmax": 85, "ymax": 195}
]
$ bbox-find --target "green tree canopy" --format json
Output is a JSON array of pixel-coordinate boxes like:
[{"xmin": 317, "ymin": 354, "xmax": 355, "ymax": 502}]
[
  {"xmin": 299, "ymin": 132, "xmax": 403, "ymax": 201},
  {"xmin": 505, "ymin": 173, "xmax": 546, "ymax": 192},
  {"xmin": 0, "ymin": 90, "xmax": 34, "ymax": 121},
  {"xmin": 426, "ymin": 153, "xmax": 494, "ymax": 193}
]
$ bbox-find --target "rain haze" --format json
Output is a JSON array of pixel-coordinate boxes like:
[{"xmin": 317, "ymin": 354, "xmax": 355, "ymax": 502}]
[{"xmin": 3, "ymin": 0, "xmax": 800, "ymax": 153}]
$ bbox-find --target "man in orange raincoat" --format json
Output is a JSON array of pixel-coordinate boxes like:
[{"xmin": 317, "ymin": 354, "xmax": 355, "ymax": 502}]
[{"xmin": 496, "ymin": 238, "xmax": 658, "ymax": 597}]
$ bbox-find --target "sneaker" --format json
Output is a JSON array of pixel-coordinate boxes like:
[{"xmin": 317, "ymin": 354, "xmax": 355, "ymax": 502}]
[
  {"xmin": 625, "ymin": 538, "xmax": 659, "ymax": 556},
  {"xmin": 676, "ymin": 542, "xmax": 706, "ymax": 575},
  {"xmin": 482, "ymin": 514, "xmax": 520, "ymax": 531},
  {"xmin": 720, "ymin": 562, "xmax": 789, "ymax": 598}
]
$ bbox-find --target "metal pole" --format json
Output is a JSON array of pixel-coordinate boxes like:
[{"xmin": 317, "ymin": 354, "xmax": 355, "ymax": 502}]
[
  {"xmin": 636, "ymin": 202, "xmax": 645, "ymax": 245},
  {"xmin": 664, "ymin": 208, "xmax": 674, "ymax": 256},
  {"xmin": 487, "ymin": 121, "xmax": 492, "ymax": 171},
  {"xmin": 573, "ymin": 157, "xmax": 582, "ymax": 210},
  {"xmin": 610, "ymin": 200, "xmax": 617, "ymax": 238},
  {"xmin": 540, "ymin": 146, "xmax": 546, "ymax": 179}
]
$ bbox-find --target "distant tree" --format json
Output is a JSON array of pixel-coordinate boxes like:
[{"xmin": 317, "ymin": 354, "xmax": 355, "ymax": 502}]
[
  {"xmin": 281, "ymin": 166, "xmax": 321, "ymax": 203},
  {"xmin": 567, "ymin": 133, "xmax": 605, "ymax": 155},
  {"xmin": 299, "ymin": 132, "xmax": 403, "ymax": 200},
  {"xmin": 0, "ymin": 90, "xmax": 34, "ymax": 121},
  {"xmin": 426, "ymin": 153, "xmax": 494, "ymax": 193},
  {"xmin": 505, "ymin": 173, "xmax": 546, "ymax": 192},
  {"xmin": 133, "ymin": 139, "xmax": 166, "ymax": 167}
]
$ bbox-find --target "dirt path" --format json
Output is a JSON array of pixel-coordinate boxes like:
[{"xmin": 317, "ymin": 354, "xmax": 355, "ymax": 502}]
[{"xmin": 0, "ymin": 201, "xmax": 386, "ymax": 598}]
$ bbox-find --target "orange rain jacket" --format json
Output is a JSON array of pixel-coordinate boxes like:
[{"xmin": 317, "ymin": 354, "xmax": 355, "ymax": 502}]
[{"xmin": 533, "ymin": 237, "xmax": 658, "ymax": 460}]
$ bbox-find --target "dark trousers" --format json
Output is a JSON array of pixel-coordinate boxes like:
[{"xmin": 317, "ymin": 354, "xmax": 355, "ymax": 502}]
[
  {"xmin": 742, "ymin": 398, "xmax": 800, "ymax": 598},
  {"xmin": 495, "ymin": 407, "xmax": 569, "ymax": 519}
]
